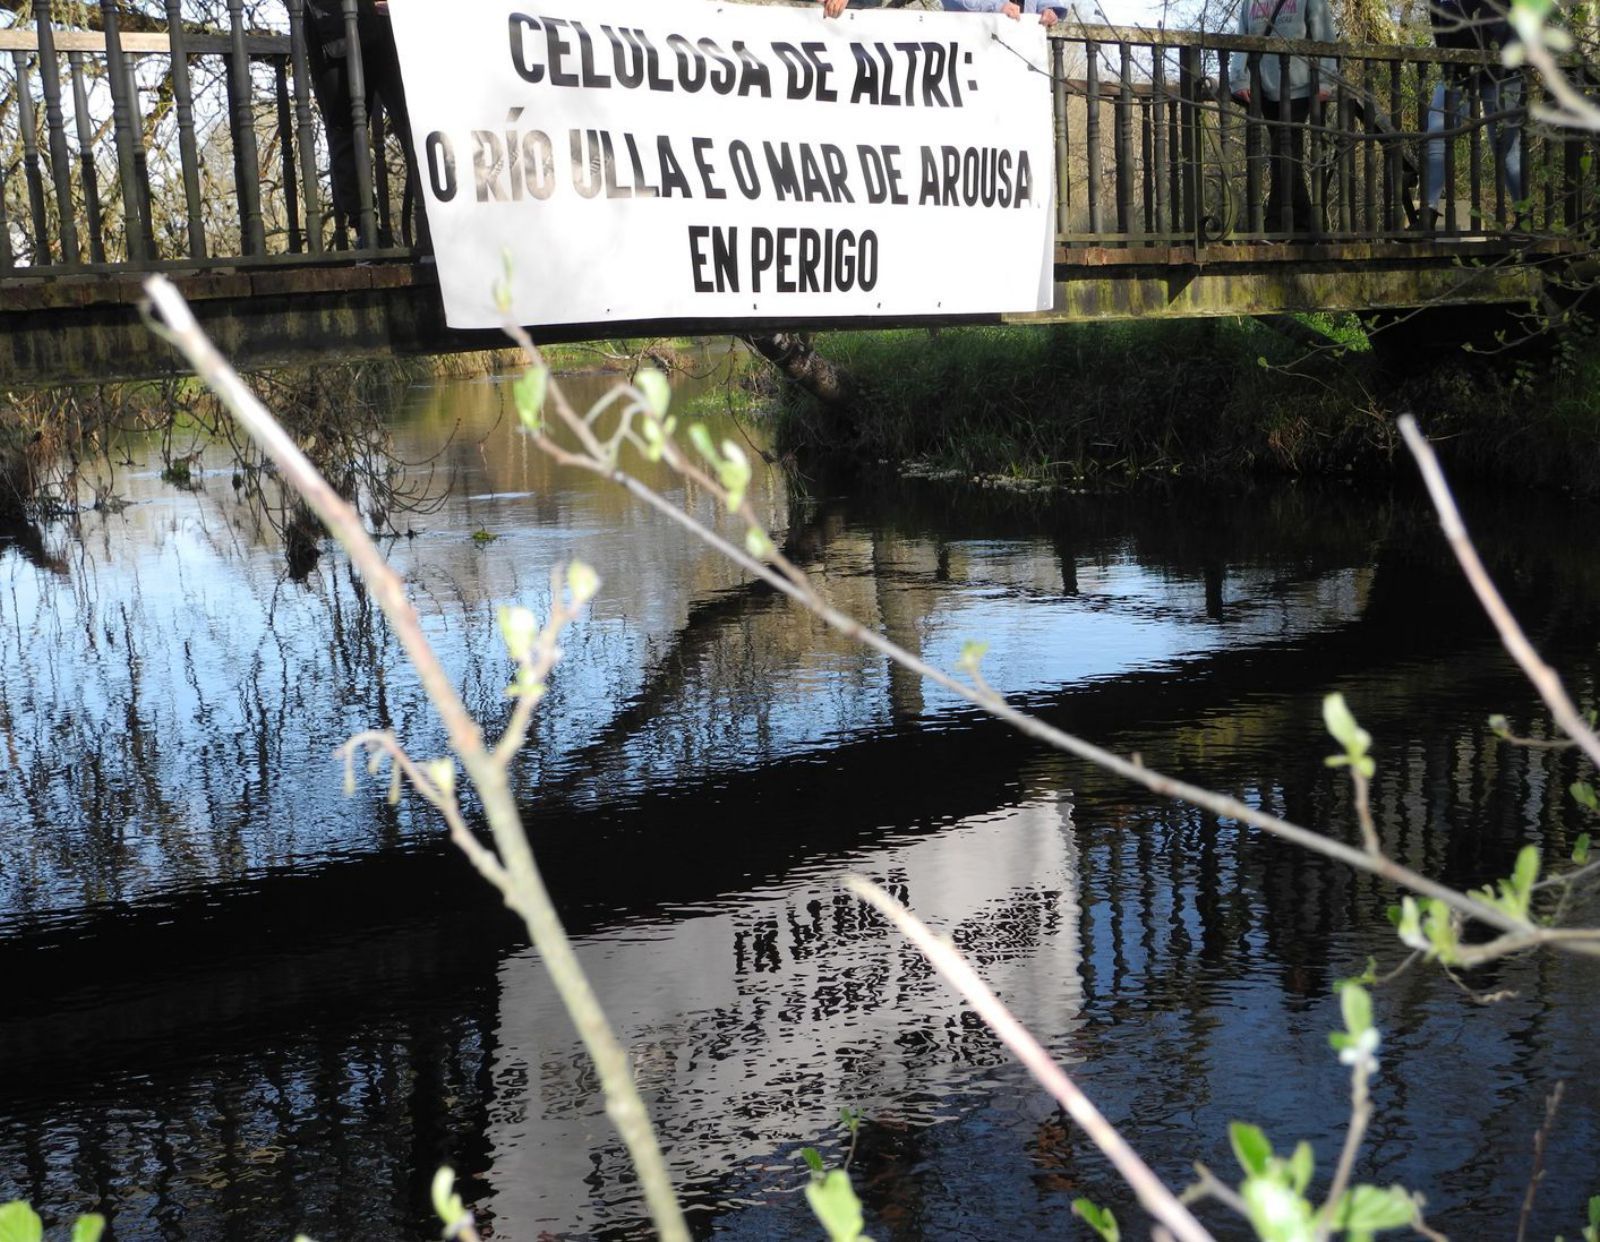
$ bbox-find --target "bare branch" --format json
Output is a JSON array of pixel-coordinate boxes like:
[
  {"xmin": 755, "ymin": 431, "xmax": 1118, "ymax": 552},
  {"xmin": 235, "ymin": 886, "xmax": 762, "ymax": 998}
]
[
  {"xmin": 846, "ymin": 875, "xmax": 1216, "ymax": 1242},
  {"xmin": 1399, "ymin": 415, "xmax": 1600, "ymax": 772}
]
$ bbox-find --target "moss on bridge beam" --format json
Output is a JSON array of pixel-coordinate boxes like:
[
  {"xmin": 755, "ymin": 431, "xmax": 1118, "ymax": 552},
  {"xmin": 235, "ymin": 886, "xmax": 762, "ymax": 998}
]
[
  {"xmin": 0, "ymin": 240, "xmax": 1570, "ymax": 387},
  {"xmin": 1010, "ymin": 241, "xmax": 1552, "ymax": 325}
]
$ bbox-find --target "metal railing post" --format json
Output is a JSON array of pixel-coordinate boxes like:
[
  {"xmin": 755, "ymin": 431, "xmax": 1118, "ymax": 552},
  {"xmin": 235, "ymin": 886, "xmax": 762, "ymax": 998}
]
[
  {"xmin": 10, "ymin": 51, "xmax": 54, "ymax": 264},
  {"xmin": 1085, "ymin": 41, "xmax": 1102, "ymax": 234},
  {"xmin": 32, "ymin": 0, "xmax": 79, "ymax": 265},
  {"xmin": 227, "ymin": 0, "xmax": 266, "ymax": 254},
  {"xmin": 1115, "ymin": 42, "xmax": 1133, "ymax": 235},
  {"xmin": 341, "ymin": 0, "xmax": 378, "ymax": 248},
  {"xmin": 285, "ymin": 0, "xmax": 326, "ymax": 254},
  {"xmin": 100, "ymin": 0, "xmax": 149, "ymax": 262},
  {"xmin": 1051, "ymin": 34, "xmax": 1069, "ymax": 237},
  {"xmin": 165, "ymin": 0, "xmax": 209, "ymax": 259},
  {"xmin": 1153, "ymin": 48, "xmax": 1169, "ymax": 237},
  {"xmin": 67, "ymin": 51, "xmax": 106, "ymax": 262}
]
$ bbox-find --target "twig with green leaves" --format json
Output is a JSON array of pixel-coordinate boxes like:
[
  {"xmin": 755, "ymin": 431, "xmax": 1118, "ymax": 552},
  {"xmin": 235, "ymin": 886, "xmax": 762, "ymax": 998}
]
[
  {"xmin": 139, "ymin": 274, "xmax": 691, "ymax": 1242},
  {"xmin": 491, "ymin": 304, "xmax": 1600, "ymax": 971}
]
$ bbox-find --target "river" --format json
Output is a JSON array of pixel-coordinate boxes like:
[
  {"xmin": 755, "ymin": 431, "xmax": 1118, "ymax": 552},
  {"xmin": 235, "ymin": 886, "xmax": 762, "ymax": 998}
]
[{"xmin": 1, "ymin": 361, "xmax": 1598, "ymax": 1240}]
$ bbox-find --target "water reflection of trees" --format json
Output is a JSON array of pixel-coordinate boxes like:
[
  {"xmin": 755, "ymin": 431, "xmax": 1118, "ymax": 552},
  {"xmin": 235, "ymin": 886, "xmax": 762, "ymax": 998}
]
[
  {"xmin": 5, "ymin": 443, "xmax": 1600, "ymax": 1235},
  {"xmin": 0, "ymin": 946, "xmax": 500, "ymax": 1241},
  {"xmin": 2, "ymin": 365, "xmax": 452, "ymax": 571}
]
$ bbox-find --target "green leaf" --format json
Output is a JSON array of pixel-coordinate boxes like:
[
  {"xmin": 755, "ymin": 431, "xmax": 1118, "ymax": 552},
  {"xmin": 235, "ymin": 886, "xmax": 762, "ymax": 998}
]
[
  {"xmin": 431, "ymin": 1167, "xmax": 466, "ymax": 1231},
  {"xmin": 1323, "ymin": 693, "xmax": 1371, "ymax": 756},
  {"xmin": 717, "ymin": 441, "xmax": 752, "ymax": 511},
  {"xmin": 1338, "ymin": 957, "xmax": 1378, "ymax": 989},
  {"xmin": 513, "ymin": 366, "xmax": 549, "ymax": 434},
  {"xmin": 1071, "ymin": 1197, "xmax": 1121, "ymax": 1241},
  {"xmin": 1474, "ymin": 845, "xmax": 1540, "ymax": 920},
  {"xmin": 637, "ymin": 413, "xmax": 674, "ymax": 462},
  {"xmin": 426, "ymin": 759, "xmax": 456, "ymax": 798},
  {"xmin": 1573, "ymin": 781, "xmax": 1599, "ymax": 812},
  {"xmin": 567, "ymin": 560, "xmax": 601, "ymax": 607},
  {"xmin": 497, "ymin": 604, "xmax": 538, "ymax": 663},
  {"xmin": 688, "ymin": 422, "xmax": 718, "ymax": 468},
  {"xmin": 1229, "ymin": 1121, "xmax": 1273, "ymax": 1178},
  {"xmin": 635, "ymin": 367, "xmax": 672, "ymax": 418},
  {"xmin": 1512, "ymin": 844, "xmax": 1540, "ymax": 894},
  {"xmin": 1335, "ymin": 1184, "xmax": 1416, "ymax": 1232},
  {"xmin": 1322, "ymin": 693, "xmax": 1375, "ymax": 778},
  {"xmin": 0, "ymin": 1203, "xmax": 43, "ymax": 1242},
  {"xmin": 1575, "ymin": 834, "xmax": 1592, "ymax": 865},
  {"xmin": 1287, "ymin": 1142, "xmax": 1315, "ymax": 1196},
  {"xmin": 71, "ymin": 1217, "xmax": 107, "ymax": 1242},
  {"xmin": 1339, "ymin": 982, "xmax": 1373, "ymax": 1038},
  {"xmin": 958, "ymin": 640, "xmax": 990, "ymax": 677},
  {"xmin": 1394, "ymin": 897, "xmax": 1460, "ymax": 965},
  {"xmin": 1240, "ymin": 1174, "xmax": 1315, "ymax": 1242},
  {"xmin": 744, "ymin": 527, "xmax": 775, "ymax": 560},
  {"xmin": 800, "ymin": 1146, "xmax": 825, "ymax": 1174},
  {"xmin": 804, "ymin": 1169, "xmax": 869, "ymax": 1241},
  {"xmin": 504, "ymin": 670, "xmax": 547, "ymax": 701}
]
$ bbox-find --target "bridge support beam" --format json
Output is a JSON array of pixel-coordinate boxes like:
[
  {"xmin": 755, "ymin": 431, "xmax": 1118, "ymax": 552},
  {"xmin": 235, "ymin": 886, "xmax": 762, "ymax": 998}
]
[
  {"xmin": 1009, "ymin": 242, "xmax": 1546, "ymax": 326},
  {"xmin": 0, "ymin": 238, "xmax": 1565, "ymax": 389}
]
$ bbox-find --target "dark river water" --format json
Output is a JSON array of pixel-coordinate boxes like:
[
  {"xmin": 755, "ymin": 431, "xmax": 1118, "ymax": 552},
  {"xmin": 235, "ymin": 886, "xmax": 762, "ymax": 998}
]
[{"xmin": 2, "ymin": 362, "xmax": 1598, "ymax": 1240}]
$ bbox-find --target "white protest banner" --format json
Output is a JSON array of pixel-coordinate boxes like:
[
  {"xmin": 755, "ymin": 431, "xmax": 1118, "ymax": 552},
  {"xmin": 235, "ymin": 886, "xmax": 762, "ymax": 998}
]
[{"xmin": 388, "ymin": 0, "xmax": 1057, "ymax": 329}]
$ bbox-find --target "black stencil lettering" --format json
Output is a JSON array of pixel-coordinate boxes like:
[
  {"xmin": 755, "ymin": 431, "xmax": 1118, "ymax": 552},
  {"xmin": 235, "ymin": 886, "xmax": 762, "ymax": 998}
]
[
  {"xmin": 692, "ymin": 136, "xmax": 726, "ymax": 199},
  {"xmin": 508, "ymin": 14, "xmax": 543, "ymax": 84},
  {"xmin": 425, "ymin": 131, "xmax": 457, "ymax": 201}
]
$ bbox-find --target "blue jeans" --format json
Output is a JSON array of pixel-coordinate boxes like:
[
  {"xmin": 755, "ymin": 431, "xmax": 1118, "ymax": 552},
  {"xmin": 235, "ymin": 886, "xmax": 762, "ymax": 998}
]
[{"xmin": 1422, "ymin": 75, "xmax": 1524, "ymax": 218}]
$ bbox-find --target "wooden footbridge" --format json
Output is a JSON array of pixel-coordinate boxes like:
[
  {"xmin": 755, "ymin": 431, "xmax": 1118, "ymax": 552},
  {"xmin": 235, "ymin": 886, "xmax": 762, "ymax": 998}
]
[{"xmin": 1, "ymin": 2, "xmax": 1594, "ymax": 385}]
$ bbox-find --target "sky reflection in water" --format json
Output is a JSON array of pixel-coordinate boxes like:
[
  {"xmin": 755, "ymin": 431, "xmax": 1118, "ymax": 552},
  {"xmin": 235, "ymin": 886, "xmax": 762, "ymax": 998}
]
[{"xmin": 1, "ymin": 368, "xmax": 1598, "ymax": 1240}]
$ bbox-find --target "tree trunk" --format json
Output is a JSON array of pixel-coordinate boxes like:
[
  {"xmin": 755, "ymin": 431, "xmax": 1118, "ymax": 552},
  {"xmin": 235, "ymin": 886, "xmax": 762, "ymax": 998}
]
[{"xmin": 742, "ymin": 332, "xmax": 856, "ymax": 410}]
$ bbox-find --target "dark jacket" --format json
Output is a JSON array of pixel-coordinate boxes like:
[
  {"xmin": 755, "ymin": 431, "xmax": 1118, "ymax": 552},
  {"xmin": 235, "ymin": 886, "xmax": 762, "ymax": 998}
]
[{"xmin": 1430, "ymin": 0, "xmax": 1513, "ymax": 54}]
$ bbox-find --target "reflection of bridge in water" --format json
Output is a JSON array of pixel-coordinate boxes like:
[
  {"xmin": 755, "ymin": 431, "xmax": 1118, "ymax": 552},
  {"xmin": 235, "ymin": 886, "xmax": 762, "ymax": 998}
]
[
  {"xmin": 1, "ymin": 7, "xmax": 1592, "ymax": 381},
  {"xmin": 4, "ymin": 427, "xmax": 1599, "ymax": 1234},
  {"xmin": 485, "ymin": 797, "xmax": 1081, "ymax": 1235}
]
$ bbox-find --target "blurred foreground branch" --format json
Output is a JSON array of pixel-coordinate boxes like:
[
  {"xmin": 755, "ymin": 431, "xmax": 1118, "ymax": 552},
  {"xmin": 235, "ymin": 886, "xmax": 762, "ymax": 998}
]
[{"xmin": 140, "ymin": 274, "xmax": 690, "ymax": 1242}]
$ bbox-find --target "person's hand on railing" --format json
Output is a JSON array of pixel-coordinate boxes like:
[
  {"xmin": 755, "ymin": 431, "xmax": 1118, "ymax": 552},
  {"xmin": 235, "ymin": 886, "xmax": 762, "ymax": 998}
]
[{"xmin": 1040, "ymin": 8, "xmax": 1060, "ymax": 25}]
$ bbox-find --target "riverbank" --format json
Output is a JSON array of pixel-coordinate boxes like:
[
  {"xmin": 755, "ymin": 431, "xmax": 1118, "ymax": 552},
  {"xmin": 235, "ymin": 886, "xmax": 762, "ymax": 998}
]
[{"xmin": 764, "ymin": 317, "xmax": 1600, "ymax": 494}]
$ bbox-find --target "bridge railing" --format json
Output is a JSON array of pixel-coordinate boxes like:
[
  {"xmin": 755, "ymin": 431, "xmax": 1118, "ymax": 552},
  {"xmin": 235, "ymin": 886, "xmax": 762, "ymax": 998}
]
[
  {"xmin": 0, "ymin": 0, "xmax": 417, "ymax": 275},
  {"xmin": 1, "ymin": 9, "xmax": 1595, "ymax": 278},
  {"xmin": 1051, "ymin": 23, "xmax": 1598, "ymax": 246}
]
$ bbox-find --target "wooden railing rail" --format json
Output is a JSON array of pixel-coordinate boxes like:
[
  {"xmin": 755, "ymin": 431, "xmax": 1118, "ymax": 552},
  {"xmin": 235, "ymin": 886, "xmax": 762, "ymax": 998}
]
[{"xmin": 0, "ymin": 14, "xmax": 1593, "ymax": 278}]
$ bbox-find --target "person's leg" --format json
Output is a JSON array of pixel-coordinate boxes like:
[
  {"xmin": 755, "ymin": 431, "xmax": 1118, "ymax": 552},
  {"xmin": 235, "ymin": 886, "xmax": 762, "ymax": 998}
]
[
  {"xmin": 1421, "ymin": 78, "xmax": 1449, "ymax": 221},
  {"xmin": 1486, "ymin": 75, "xmax": 1525, "ymax": 212},
  {"xmin": 1289, "ymin": 96, "xmax": 1315, "ymax": 233},
  {"xmin": 306, "ymin": 41, "xmax": 358, "ymax": 241},
  {"xmin": 1266, "ymin": 95, "xmax": 1294, "ymax": 233}
]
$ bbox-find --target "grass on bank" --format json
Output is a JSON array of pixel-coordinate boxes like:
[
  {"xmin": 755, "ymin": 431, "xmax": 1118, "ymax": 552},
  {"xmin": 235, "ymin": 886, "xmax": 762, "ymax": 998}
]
[{"xmin": 766, "ymin": 314, "xmax": 1600, "ymax": 492}]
